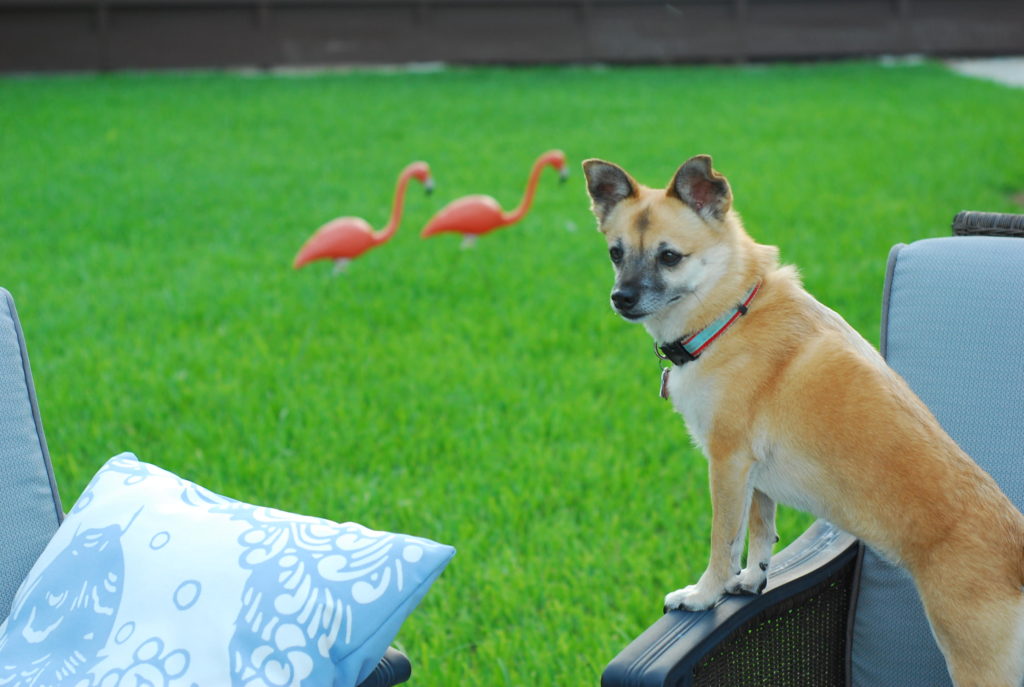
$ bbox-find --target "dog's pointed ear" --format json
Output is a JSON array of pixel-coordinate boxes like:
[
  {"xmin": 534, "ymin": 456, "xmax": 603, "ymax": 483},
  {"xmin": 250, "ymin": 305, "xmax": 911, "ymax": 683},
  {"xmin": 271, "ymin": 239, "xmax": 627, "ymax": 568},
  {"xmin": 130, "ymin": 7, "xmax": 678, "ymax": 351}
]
[
  {"xmin": 583, "ymin": 159, "xmax": 638, "ymax": 223},
  {"xmin": 667, "ymin": 155, "xmax": 732, "ymax": 221}
]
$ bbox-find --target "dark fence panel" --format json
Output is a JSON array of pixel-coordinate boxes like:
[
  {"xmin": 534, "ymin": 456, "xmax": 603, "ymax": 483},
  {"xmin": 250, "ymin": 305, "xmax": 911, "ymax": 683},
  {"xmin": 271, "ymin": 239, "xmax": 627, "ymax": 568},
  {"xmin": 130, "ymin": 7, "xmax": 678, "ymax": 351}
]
[{"xmin": 1, "ymin": 0, "xmax": 1022, "ymax": 72}]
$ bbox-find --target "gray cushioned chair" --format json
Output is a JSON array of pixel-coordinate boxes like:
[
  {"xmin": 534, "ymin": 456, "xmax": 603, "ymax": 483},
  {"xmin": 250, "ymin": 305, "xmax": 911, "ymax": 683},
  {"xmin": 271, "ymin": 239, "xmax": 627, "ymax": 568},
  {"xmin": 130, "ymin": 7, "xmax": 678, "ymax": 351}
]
[
  {"xmin": 602, "ymin": 211, "xmax": 1024, "ymax": 687},
  {"xmin": 0, "ymin": 287, "xmax": 411, "ymax": 687}
]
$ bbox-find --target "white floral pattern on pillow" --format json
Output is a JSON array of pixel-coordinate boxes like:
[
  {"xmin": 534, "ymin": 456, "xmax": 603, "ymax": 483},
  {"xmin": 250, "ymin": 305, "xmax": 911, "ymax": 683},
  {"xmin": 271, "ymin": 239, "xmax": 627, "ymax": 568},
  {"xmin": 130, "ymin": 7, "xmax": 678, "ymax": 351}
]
[{"xmin": 0, "ymin": 453, "xmax": 454, "ymax": 687}]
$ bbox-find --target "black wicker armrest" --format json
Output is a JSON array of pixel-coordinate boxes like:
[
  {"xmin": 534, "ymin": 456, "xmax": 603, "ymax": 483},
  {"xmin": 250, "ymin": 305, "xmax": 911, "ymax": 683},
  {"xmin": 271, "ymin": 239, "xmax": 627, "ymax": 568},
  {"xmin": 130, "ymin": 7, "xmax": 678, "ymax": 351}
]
[
  {"xmin": 952, "ymin": 211, "xmax": 1024, "ymax": 237},
  {"xmin": 602, "ymin": 520, "xmax": 860, "ymax": 687},
  {"xmin": 357, "ymin": 647, "xmax": 412, "ymax": 687}
]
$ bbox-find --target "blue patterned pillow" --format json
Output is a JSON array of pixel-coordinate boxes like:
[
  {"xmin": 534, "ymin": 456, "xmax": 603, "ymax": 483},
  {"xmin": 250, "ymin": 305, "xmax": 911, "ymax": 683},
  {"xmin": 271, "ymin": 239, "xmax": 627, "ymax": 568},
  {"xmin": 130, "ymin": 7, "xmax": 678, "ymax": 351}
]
[{"xmin": 0, "ymin": 453, "xmax": 455, "ymax": 686}]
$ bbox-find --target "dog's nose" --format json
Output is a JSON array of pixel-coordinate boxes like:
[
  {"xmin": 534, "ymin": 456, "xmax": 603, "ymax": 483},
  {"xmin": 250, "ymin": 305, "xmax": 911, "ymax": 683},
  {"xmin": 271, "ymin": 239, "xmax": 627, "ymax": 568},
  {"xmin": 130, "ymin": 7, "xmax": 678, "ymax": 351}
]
[{"xmin": 611, "ymin": 287, "xmax": 639, "ymax": 311}]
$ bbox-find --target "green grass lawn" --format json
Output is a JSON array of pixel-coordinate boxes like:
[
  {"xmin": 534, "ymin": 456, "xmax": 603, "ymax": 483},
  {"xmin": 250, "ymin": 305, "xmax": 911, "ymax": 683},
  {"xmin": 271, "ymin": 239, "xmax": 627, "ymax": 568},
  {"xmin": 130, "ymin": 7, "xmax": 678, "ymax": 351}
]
[{"xmin": 2, "ymin": 60, "xmax": 1023, "ymax": 684}]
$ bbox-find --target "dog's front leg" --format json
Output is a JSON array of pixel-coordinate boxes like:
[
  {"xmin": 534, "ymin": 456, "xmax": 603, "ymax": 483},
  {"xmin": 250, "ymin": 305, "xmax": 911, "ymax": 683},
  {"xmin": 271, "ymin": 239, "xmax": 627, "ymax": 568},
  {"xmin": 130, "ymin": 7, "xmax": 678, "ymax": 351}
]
[
  {"xmin": 665, "ymin": 451, "xmax": 755, "ymax": 612},
  {"xmin": 725, "ymin": 489, "xmax": 776, "ymax": 596}
]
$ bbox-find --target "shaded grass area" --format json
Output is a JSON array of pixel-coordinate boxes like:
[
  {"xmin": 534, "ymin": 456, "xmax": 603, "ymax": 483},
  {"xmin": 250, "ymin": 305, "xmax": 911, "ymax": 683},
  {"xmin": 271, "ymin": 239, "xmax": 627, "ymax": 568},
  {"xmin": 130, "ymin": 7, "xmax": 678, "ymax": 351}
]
[{"xmin": 2, "ymin": 61, "xmax": 1023, "ymax": 684}]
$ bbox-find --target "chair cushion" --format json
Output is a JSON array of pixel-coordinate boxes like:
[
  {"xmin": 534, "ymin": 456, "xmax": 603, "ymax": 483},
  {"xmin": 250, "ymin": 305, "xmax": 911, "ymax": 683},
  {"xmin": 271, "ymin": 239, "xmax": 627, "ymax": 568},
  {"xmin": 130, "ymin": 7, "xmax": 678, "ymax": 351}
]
[
  {"xmin": 0, "ymin": 288, "xmax": 62, "ymax": 622},
  {"xmin": 851, "ymin": 236, "xmax": 1024, "ymax": 686},
  {"xmin": 0, "ymin": 453, "xmax": 455, "ymax": 687}
]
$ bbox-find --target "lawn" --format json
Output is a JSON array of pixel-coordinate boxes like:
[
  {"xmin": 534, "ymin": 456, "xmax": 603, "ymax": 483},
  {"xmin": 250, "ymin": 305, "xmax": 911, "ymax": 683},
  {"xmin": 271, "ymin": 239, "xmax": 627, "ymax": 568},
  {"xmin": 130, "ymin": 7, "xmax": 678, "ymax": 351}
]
[{"xmin": 1, "ymin": 60, "xmax": 1023, "ymax": 684}]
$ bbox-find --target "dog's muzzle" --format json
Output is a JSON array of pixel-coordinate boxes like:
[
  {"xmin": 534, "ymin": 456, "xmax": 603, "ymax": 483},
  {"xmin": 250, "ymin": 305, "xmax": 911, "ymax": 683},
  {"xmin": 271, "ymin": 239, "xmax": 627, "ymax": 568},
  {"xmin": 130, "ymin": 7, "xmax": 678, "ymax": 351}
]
[{"xmin": 611, "ymin": 287, "xmax": 646, "ymax": 320}]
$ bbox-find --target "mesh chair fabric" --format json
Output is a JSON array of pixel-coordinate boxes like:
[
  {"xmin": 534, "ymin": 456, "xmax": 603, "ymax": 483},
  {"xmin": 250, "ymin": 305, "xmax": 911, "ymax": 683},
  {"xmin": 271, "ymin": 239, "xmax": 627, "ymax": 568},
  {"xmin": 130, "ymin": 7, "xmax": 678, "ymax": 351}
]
[{"xmin": 692, "ymin": 562, "xmax": 854, "ymax": 687}]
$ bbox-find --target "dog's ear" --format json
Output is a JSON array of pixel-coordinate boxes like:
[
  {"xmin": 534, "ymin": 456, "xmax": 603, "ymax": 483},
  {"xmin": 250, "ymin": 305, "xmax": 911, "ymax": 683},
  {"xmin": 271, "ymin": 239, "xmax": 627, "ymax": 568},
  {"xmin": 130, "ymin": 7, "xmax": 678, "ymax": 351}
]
[
  {"xmin": 583, "ymin": 159, "xmax": 638, "ymax": 223},
  {"xmin": 667, "ymin": 155, "xmax": 732, "ymax": 221}
]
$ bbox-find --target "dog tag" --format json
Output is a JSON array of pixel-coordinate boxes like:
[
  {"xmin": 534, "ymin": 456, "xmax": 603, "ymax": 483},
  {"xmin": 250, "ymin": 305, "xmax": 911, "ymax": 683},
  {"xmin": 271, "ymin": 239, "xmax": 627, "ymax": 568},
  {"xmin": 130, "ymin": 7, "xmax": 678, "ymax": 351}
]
[{"xmin": 660, "ymin": 367, "xmax": 671, "ymax": 400}]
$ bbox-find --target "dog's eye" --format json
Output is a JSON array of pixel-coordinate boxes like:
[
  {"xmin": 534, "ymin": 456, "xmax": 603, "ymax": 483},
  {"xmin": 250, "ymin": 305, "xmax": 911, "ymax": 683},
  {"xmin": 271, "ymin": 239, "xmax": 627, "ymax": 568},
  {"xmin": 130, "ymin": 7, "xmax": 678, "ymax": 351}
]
[
  {"xmin": 659, "ymin": 250, "xmax": 684, "ymax": 267},
  {"xmin": 609, "ymin": 246, "xmax": 624, "ymax": 264}
]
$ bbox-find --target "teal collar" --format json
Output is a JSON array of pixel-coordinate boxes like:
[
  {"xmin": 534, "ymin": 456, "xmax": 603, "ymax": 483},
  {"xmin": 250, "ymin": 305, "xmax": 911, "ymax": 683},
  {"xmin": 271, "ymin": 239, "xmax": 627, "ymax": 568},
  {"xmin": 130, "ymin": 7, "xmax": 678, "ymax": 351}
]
[{"xmin": 656, "ymin": 282, "xmax": 761, "ymax": 366}]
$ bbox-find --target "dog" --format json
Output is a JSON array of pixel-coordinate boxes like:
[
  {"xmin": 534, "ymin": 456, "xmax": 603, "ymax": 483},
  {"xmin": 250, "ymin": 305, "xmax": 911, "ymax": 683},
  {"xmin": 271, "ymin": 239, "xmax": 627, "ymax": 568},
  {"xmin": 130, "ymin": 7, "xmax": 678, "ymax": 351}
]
[{"xmin": 583, "ymin": 155, "xmax": 1024, "ymax": 687}]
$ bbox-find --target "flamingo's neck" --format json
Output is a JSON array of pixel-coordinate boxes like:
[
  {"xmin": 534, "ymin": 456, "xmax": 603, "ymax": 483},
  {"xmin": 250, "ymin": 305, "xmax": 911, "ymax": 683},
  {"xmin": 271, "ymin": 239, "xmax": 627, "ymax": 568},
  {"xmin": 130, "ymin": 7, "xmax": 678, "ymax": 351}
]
[
  {"xmin": 377, "ymin": 167, "xmax": 416, "ymax": 244},
  {"xmin": 501, "ymin": 155, "xmax": 558, "ymax": 226}
]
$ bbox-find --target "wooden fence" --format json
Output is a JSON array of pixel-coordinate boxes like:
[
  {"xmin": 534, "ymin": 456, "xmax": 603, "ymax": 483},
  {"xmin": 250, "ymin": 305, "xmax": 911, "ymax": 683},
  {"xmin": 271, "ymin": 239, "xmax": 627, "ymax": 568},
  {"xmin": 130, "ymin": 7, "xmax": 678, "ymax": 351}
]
[{"xmin": 2, "ymin": 0, "xmax": 1022, "ymax": 72}]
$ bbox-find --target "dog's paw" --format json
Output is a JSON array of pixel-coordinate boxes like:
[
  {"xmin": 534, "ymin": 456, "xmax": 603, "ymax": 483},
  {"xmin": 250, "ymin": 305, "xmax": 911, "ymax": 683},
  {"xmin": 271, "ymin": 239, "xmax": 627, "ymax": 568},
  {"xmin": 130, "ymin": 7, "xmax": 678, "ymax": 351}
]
[
  {"xmin": 663, "ymin": 585, "xmax": 721, "ymax": 613},
  {"xmin": 724, "ymin": 566, "xmax": 768, "ymax": 596}
]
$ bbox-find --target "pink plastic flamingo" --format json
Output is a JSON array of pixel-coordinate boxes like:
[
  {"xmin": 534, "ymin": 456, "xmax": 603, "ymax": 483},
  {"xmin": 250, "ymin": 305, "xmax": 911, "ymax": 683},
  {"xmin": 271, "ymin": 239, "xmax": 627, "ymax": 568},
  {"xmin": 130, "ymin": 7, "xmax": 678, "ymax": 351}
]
[
  {"xmin": 293, "ymin": 161, "xmax": 433, "ymax": 273},
  {"xmin": 420, "ymin": 150, "xmax": 567, "ymax": 248}
]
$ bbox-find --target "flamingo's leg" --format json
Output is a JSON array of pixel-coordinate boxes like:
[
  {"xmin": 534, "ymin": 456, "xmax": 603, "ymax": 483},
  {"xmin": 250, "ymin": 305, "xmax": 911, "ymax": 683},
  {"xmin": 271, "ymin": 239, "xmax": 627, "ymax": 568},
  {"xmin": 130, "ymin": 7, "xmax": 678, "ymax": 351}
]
[
  {"xmin": 332, "ymin": 258, "xmax": 351, "ymax": 275},
  {"xmin": 460, "ymin": 234, "xmax": 478, "ymax": 250}
]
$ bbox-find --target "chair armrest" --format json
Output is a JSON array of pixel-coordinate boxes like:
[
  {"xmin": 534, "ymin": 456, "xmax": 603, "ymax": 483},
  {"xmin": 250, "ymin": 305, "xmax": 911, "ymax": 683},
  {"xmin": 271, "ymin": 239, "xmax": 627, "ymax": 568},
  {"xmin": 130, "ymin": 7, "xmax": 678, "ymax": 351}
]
[
  {"xmin": 357, "ymin": 647, "xmax": 412, "ymax": 687},
  {"xmin": 952, "ymin": 211, "xmax": 1024, "ymax": 237},
  {"xmin": 601, "ymin": 520, "xmax": 860, "ymax": 687}
]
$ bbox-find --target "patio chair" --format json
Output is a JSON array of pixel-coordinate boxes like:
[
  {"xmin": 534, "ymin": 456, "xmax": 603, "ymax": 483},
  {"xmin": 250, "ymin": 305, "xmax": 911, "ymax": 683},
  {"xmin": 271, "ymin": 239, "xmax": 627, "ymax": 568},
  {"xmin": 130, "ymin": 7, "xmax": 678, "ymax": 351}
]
[
  {"xmin": 601, "ymin": 210, "xmax": 1024, "ymax": 687},
  {"xmin": 0, "ymin": 287, "xmax": 411, "ymax": 687}
]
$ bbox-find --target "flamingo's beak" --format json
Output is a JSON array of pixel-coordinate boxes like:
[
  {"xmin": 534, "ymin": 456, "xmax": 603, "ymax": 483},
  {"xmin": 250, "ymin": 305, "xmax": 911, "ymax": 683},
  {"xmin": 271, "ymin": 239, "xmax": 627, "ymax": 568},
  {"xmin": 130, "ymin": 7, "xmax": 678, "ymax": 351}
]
[
  {"xmin": 424, "ymin": 177, "xmax": 435, "ymax": 196},
  {"xmin": 558, "ymin": 167, "xmax": 569, "ymax": 184}
]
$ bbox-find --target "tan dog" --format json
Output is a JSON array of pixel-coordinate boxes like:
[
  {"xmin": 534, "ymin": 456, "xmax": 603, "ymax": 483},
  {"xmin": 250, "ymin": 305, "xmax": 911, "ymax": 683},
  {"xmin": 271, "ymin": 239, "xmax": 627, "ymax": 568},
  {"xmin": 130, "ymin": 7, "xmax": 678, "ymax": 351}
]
[{"xmin": 583, "ymin": 155, "xmax": 1024, "ymax": 687}]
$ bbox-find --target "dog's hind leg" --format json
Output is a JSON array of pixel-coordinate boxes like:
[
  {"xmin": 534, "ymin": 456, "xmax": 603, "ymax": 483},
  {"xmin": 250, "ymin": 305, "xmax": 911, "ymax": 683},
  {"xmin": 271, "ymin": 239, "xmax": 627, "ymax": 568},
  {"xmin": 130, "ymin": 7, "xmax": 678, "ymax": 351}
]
[
  {"xmin": 665, "ymin": 450, "xmax": 756, "ymax": 612},
  {"xmin": 726, "ymin": 489, "xmax": 776, "ymax": 596},
  {"xmin": 915, "ymin": 563, "xmax": 1024, "ymax": 687}
]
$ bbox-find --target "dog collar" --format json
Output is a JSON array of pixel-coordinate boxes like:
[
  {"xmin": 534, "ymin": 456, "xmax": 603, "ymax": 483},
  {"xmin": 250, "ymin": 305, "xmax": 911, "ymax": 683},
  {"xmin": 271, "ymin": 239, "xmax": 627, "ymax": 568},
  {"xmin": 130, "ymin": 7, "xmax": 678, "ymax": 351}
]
[{"xmin": 656, "ymin": 282, "xmax": 761, "ymax": 367}]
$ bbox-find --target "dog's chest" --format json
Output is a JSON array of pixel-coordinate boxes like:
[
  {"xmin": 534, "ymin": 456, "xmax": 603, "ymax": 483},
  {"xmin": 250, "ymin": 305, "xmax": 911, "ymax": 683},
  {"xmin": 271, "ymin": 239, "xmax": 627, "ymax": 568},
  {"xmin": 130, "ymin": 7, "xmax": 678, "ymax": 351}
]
[
  {"xmin": 667, "ymin": 367, "xmax": 828, "ymax": 519},
  {"xmin": 665, "ymin": 364, "xmax": 716, "ymax": 454},
  {"xmin": 666, "ymin": 363, "xmax": 828, "ymax": 517}
]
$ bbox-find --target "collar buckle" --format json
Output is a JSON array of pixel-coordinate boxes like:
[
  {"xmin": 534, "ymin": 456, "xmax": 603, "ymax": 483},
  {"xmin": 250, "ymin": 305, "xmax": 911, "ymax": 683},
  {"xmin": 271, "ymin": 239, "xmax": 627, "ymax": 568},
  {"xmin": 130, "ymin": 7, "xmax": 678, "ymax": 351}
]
[{"xmin": 656, "ymin": 340, "xmax": 696, "ymax": 366}]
